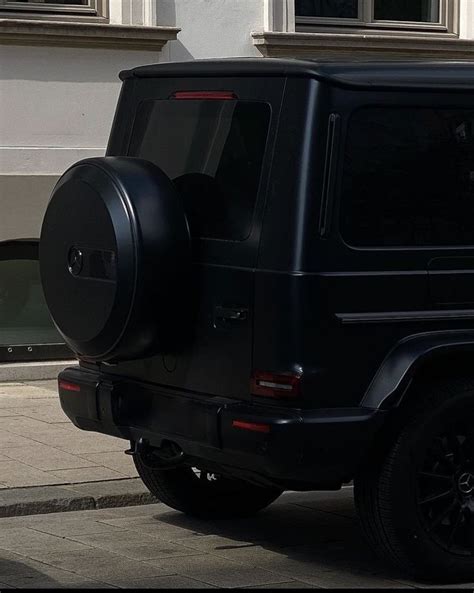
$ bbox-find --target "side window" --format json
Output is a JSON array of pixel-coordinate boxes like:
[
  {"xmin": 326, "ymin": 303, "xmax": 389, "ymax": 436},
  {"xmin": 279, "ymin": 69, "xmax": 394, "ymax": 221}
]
[{"xmin": 340, "ymin": 107, "xmax": 474, "ymax": 247}]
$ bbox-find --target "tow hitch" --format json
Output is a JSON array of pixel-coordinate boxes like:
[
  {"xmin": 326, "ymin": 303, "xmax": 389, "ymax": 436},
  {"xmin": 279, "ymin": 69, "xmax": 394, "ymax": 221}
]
[{"xmin": 125, "ymin": 437, "xmax": 187, "ymax": 469}]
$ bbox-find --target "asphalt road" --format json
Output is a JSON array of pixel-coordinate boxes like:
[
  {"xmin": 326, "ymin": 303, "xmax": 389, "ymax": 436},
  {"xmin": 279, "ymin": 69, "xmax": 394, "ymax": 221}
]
[{"xmin": 0, "ymin": 487, "xmax": 472, "ymax": 589}]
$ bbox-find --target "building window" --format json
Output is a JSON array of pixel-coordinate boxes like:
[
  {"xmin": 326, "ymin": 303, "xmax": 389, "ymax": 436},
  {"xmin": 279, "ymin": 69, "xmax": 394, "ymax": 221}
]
[
  {"xmin": 0, "ymin": 241, "xmax": 72, "ymax": 362},
  {"xmin": 296, "ymin": 0, "xmax": 454, "ymax": 32},
  {"xmin": 0, "ymin": 0, "xmax": 106, "ymax": 17},
  {"xmin": 340, "ymin": 107, "xmax": 474, "ymax": 248}
]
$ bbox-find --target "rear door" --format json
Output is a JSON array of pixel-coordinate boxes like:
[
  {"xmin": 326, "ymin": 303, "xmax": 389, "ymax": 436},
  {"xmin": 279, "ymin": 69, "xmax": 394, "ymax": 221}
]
[{"xmin": 107, "ymin": 76, "xmax": 285, "ymax": 400}]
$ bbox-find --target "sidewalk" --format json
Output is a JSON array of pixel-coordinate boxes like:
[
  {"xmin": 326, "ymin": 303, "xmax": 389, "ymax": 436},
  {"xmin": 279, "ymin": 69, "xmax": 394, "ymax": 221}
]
[
  {"xmin": 0, "ymin": 379, "xmax": 136, "ymax": 488},
  {"xmin": 0, "ymin": 379, "xmax": 155, "ymax": 516},
  {"xmin": 1, "ymin": 489, "xmax": 471, "ymax": 589}
]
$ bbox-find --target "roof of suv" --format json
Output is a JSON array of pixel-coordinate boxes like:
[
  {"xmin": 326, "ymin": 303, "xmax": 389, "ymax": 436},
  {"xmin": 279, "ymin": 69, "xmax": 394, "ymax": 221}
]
[{"xmin": 120, "ymin": 58, "xmax": 474, "ymax": 91}]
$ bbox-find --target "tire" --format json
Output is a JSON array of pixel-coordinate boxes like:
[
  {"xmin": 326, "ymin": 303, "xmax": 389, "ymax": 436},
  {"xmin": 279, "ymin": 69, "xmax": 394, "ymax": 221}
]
[
  {"xmin": 354, "ymin": 379, "xmax": 474, "ymax": 583},
  {"xmin": 40, "ymin": 157, "xmax": 191, "ymax": 362},
  {"xmin": 134, "ymin": 455, "xmax": 282, "ymax": 519}
]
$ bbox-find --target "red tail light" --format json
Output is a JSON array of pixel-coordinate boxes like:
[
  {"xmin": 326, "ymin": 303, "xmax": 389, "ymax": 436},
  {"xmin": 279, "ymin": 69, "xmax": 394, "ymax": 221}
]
[
  {"xmin": 59, "ymin": 380, "xmax": 81, "ymax": 393},
  {"xmin": 232, "ymin": 420, "xmax": 270, "ymax": 434},
  {"xmin": 171, "ymin": 91, "xmax": 237, "ymax": 100},
  {"xmin": 251, "ymin": 371, "xmax": 301, "ymax": 399}
]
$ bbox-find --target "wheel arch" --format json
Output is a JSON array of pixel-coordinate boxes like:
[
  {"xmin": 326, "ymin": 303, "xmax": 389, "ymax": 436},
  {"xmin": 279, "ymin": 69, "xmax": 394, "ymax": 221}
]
[{"xmin": 361, "ymin": 330, "xmax": 474, "ymax": 410}]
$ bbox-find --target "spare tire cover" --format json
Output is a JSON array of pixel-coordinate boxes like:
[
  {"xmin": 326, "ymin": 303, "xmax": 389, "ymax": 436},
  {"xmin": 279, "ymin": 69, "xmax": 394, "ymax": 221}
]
[{"xmin": 40, "ymin": 157, "xmax": 191, "ymax": 362}]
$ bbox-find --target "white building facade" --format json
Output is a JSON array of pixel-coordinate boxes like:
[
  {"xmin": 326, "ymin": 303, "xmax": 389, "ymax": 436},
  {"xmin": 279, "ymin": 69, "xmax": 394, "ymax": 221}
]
[
  {"xmin": 0, "ymin": 0, "xmax": 474, "ymax": 365},
  {"xmin": 2, "ymin": 0, "xmax": 474, "ymax": 241}
]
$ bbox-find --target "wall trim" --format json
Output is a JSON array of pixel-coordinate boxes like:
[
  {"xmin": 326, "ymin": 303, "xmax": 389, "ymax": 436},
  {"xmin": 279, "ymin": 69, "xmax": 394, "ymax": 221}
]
[
  {"xmin": 264, "ymin": 0, "xmax": 295, "ymax": 32},
  {"xmin": 0, "ymin": 18, "xmax": 179, "ymax": 51},
  {"xmin": 0, "ymin": 147, "xmax": 105, "ymax": 176},
  {"xmin": 252, "ymin": 30, "xmax": 474, "ymax": 58}
]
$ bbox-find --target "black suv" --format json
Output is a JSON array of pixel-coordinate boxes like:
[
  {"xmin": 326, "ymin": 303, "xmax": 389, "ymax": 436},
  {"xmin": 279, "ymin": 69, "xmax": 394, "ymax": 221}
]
[{"xmin": 40, "ymin": 59, "xmax": 474, "ymax": 582}]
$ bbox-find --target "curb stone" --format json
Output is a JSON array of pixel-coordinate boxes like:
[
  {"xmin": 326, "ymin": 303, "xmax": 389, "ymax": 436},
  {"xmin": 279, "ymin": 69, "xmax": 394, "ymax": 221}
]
[
  {"xmin": 0, "ymin": 360, "xmax": 78, "ymax": 382},
  {"xmin": 0, "ymin": 478, "xmax": 158, "ymax": 518}
]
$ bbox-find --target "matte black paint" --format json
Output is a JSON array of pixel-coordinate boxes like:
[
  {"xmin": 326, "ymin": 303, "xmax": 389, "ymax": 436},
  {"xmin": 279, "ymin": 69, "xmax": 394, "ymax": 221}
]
[{"xmin": 43, "ymin": 59, "xmax": 474, "ymax": 489}]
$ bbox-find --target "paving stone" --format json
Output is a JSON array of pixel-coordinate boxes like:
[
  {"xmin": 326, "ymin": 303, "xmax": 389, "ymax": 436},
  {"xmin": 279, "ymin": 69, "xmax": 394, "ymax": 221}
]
[
  {"xmin": 287, "ymin": 488, "xmax": 357, "ymax": 519},
  {"xmin": 19, "ymin": 547, "xmax": 173, "ymax": 585},
  {"xmin": 172, "ymin": 535, "xmax": 288, "ymax": 564},
  {"xmin": 99, "ymin": 513, "xmax": 222, "ymax": 541},
  {"xmin": 67, "ymin": 529, "xmax": 203, "ymax": 561},
  {"xmin": 78, "ymin": 451, "xmax": 138, "ymax": 477},
  {"xmin": 0, "ymin": 397, "xmax": 55, "ymax": 410},
  {"xmin": 0, "ymin": 431, "xmax": 35, "ymax": 448},
  {"xmin": 97, "ymin": 503, "xmax": 164, "ymax": 518},
  {"xmin": 25, "ymin": 379, "xmax": 58, "ymax": 391},
  {"xmin": 0, "ymin": 553, "xmax": 109, "ymax": 588},
  {"xmin": 2, "ymin": 498, "xmax": 473, "ymax": 589},
  {"xmin": 12, "ymin": 404, "xmax": 69, "ymax": 424},
  {"xmin": 8, "ymin": 578, "xmax": 117, "ymax": 588},
  {"xmin": 37, "ymin": 431, "xmax": 126, "ymax": 454},
  {"xmin": 0, "ymin": 460, "xmax": 63, "ymax": 487},
  {"xmin": 245, "ymin": 582, "xmax": 317, "ymax": 589},
  {"xmin": 0, "ymin": 527, "xmax": 92, "ymax": 554},
  {"xmin": 47, "ymin": 466, "xmax": 127, "ymax": 483},
  {"xmin": 1, "ymin": 443, "xmax": 98, "ymax": 471},
  {"xmin": 28, "ymin": 516, "xmax": 127, "ymax": 538},
  {"xmin": 112, "ymin": 575, "xmax": 217, "ymax": 588},
  {"xmin": 0, "ymin": 385, "xmax": 56, "ymax": 399},
  {"xmin": 142, "ymin": 554, "xmax": 293, "ymax": 588},
  {"xmin": 0, "ymin": 549, "xmax": 50, "ymax": 576},
  {"xmin": 0, "ymin": 409, "xmax": 20, "ymax": 417},
  {"xmin": 252, "ymin": 551, "xmax": 409, "ymax": 589},
  {"xmin": 0, "ymin": 416, "xmax": 67, "ymax": 437}
]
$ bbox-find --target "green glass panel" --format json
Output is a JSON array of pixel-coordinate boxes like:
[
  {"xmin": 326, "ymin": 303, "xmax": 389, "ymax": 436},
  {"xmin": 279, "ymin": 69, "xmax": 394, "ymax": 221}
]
[{"xmin": 0, "ymin": 259, "xmax": 64, "ymax": 347}]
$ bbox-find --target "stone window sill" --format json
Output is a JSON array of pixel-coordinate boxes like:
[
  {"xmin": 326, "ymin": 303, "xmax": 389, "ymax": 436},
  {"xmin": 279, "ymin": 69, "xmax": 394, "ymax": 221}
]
[
  {"xmin": 0, "ymin": 18, "xmax": 179, "ymax": 51},
  {"xmin": 252, "ymin": 30, "xmax": 474, "ymax": 59}
]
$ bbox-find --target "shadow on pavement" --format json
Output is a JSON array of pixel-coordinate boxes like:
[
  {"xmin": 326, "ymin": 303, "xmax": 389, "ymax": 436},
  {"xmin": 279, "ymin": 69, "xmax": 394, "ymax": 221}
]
[
  {"xmin": 149, "ymin": 489, "xmax": 452, "ymax": 588},
  {"xmin": 0, "ymin": 554, "xmax": 60, "ymax": 588}
]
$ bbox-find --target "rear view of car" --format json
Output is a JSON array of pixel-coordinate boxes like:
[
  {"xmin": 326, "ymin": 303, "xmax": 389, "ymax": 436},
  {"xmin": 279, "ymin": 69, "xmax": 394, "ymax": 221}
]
[{"xmin": 39, "ymin": 59, "xmax": 474, "ymax": 583}]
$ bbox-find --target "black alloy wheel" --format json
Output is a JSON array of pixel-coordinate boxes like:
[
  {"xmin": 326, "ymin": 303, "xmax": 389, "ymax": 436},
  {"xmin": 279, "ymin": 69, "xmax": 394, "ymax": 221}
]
[
  {"xmin": 416, "ymin": 413, "xmax": 474, "ymax": 557},
  {"xmin": 355, "ymin": 380, "xmax": 474, "ymax": 582}
]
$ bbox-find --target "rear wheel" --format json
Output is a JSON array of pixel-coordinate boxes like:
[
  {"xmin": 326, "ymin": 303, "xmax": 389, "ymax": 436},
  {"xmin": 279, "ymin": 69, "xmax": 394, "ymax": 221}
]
[
  {"xmin": 134, "ymin": 455, "xmax": 282, "ymax": 519},
  {"xmin": 355, "ymin": 380, "xmax": 474, "ymax": 582}
]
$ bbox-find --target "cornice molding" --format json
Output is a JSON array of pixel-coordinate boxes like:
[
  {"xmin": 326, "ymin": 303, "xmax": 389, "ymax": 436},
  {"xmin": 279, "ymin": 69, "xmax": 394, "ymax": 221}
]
[
  {"xmin": 252, "ymin": 30, "xmax": 474, "ymax": 59},
  {"xmin": 0, "ymin": 18, "xmax": 179, "ymax": 51}
]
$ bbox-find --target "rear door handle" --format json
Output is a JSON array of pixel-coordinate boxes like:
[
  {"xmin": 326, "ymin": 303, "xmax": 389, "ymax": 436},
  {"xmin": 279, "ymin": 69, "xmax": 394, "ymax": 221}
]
[{"xmin": 214, "ymin": 305, "xmax": 248, "ymax": 322}]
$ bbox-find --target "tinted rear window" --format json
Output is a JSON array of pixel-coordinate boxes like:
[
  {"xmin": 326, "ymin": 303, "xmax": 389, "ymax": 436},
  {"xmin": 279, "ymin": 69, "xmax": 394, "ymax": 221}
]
[
  {"xmin": 128, "ymin": 99, "xmax": 270, "ymax": 241},
  {"xmin": 341, "ymin": 107, "xmax": 474, "ymax": 247}
]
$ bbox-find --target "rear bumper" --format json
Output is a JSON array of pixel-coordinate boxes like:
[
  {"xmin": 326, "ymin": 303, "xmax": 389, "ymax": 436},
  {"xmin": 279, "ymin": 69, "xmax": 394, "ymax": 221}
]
[{"xmin": 58, "ymin": 366, "xmax": 386, "ymax": 489}]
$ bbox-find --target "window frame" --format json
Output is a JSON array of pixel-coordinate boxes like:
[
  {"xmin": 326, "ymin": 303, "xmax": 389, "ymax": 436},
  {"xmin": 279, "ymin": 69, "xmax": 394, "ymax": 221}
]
[
  {"xmin": 0, "ymin": 0, "xmax": 108, "ymax": 21},
  {"xmin": 296, "ymin": 0, "xmax": 457, "ymax": 34}
]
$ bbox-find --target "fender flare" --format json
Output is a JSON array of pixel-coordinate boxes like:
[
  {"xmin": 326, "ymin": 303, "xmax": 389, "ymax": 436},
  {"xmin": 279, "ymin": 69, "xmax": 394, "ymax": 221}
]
[{"xmin": 361, "ymin": 330, "xmax": 474, "ymax": 410}]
